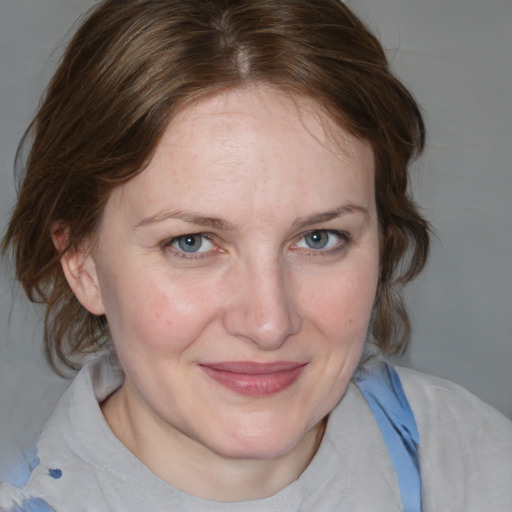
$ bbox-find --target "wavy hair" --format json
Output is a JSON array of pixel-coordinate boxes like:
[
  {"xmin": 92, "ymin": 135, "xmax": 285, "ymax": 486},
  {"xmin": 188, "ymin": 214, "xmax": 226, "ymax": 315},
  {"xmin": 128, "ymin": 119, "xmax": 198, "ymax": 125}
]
[{"xmin": 2, "ymin": 0, "xmax": 429, "ymax": 373}]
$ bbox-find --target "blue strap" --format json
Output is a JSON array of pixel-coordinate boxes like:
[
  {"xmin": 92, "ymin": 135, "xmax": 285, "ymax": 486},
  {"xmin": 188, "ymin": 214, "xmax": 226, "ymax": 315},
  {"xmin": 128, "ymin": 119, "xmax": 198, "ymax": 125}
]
[{"xmin": 353, "ymin": 361, "xmax": 422, "ymax": 512}]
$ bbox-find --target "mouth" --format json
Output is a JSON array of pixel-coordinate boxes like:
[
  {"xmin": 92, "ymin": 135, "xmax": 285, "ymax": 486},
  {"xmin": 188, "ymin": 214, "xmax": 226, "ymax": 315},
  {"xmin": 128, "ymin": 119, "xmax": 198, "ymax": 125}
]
[{"xmin": 199, "ymin": 361, "xmax": 308, "ymax": 396}]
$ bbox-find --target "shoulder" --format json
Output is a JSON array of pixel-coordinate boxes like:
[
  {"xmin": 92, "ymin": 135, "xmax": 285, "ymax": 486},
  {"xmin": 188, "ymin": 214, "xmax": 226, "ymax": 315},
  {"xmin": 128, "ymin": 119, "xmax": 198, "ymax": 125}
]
[
  {"xmin": 1, "ymin": 464, "xmax": 62, "ymax": 512},
  {"xmin": 0, "ymin": 357, "xmax": 124, "ymax": 511},
  {"xmin": 395, "ymin": 365, "xmax": 512, "ymax": 439},
  {"xmin": 395, "ymin": 366, "xmax": 512, "ymax": 511}
]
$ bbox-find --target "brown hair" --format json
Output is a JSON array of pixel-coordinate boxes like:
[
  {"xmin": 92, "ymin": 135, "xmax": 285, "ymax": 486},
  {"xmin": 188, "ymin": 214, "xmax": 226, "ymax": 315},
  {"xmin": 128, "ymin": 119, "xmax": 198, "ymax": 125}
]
[{"xmin": 2, "ymin": 0, "xmax": 429, "ymax": 373}]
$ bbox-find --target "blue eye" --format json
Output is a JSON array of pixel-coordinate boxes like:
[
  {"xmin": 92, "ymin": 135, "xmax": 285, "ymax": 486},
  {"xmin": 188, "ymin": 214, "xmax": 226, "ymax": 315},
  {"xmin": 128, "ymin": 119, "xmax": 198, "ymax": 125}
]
[
  {"xmin": 296, "ymin": 230, "xmax": 347, "ymax": 251},
  {"xmin": 170, "ymin": 234, "xmax": 214, "ymax": 253},
  {"xmin": 304, "ymin": 231, "xmax": 329, "ymax": 249}
]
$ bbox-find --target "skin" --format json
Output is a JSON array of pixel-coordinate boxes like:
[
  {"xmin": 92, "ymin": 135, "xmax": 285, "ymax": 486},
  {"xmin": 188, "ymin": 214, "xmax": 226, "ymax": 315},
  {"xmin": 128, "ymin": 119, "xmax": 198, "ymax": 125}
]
[{"xmin": 61, "ymin": 85, "xmax": 380, "ymax": 501}]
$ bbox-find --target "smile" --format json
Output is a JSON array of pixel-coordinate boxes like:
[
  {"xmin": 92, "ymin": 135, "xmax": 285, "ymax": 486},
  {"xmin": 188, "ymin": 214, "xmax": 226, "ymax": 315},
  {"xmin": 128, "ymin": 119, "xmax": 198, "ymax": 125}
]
[{"xmin": 199, "ymin": 361, "xmax": 308, "ymax": 396}]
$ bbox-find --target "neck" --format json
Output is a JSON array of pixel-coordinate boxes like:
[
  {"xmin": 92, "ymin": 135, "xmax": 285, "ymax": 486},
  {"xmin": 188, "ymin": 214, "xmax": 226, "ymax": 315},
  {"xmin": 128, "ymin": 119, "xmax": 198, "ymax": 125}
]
[{"xmin": 101, "ymin": 382, "xmax": 326, "ymax": 502}]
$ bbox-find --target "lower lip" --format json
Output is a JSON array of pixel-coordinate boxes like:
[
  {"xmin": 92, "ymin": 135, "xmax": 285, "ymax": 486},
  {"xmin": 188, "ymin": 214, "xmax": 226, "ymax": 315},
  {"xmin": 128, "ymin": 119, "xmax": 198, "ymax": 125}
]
[{"xmin": 200, "ymin": 364, "xmax": 307, "ymax": 396}]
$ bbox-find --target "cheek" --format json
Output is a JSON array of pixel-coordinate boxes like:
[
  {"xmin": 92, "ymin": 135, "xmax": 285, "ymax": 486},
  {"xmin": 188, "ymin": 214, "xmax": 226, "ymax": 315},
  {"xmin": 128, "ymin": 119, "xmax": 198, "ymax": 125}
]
[
  {"xmin": 103, "ymin": 271, "xmax": 220, "ymax": 358},
  {"xmin": 300, "ymin": 260, "xmax": 379, "ymax": 339}
]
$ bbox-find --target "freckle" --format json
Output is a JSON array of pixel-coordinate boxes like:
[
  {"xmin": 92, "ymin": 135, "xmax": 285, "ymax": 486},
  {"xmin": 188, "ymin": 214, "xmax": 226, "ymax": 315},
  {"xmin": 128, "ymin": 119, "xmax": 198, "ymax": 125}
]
[{"xmin": 48, "ymin": 468, "xmax": 63, "ymax": 479}]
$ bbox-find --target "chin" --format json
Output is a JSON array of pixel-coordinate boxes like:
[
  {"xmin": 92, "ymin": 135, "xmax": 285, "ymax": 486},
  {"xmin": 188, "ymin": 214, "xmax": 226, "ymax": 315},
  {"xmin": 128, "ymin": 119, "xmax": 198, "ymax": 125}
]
[
  {"xmin": 207, "ymin": 419, "xmax": 313, "ymax": 461},
  {"xmin": 216, "ymin": 441, "xmax": 298, "ymax": 462}
]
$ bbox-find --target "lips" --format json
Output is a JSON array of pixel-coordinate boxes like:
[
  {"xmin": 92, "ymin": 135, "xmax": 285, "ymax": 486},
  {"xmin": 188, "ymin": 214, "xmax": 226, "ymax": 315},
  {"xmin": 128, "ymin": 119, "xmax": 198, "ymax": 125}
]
[{"xmin": 199, "ymin": 361, "xmax": 307, "ymax": 396}]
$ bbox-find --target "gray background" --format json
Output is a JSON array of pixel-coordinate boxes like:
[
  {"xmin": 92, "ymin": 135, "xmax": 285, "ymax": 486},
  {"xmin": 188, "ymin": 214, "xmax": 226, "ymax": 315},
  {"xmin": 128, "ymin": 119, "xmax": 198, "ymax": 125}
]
[{"xmin": 1, "ymin": 0, "xmax": 511, "ymax": 477}]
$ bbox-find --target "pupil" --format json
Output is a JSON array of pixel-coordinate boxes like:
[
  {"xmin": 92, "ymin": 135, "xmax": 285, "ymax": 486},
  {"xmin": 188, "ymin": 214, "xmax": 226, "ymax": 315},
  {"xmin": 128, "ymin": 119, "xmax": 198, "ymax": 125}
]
[
  {"xmin": 306, "ymin": 231, "xmax": 328, "ymax": 249},
  {"xmin": 178, "ymin": 235, "xmax": 202, "ymax": 252}
]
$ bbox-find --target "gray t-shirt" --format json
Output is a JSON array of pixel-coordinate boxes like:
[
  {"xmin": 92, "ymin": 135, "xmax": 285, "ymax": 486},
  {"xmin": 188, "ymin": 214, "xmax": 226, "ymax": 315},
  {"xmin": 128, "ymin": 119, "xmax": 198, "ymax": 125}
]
[{"xmin": 1, "ymin": 356, "xmax": 511, "ymax": 511}]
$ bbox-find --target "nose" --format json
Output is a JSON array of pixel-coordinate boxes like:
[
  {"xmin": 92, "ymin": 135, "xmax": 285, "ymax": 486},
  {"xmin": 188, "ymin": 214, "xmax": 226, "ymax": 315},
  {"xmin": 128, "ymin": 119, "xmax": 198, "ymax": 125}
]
[{"xmin": 222, "ymin": 259, "xmax": 302, "ymax": 350}]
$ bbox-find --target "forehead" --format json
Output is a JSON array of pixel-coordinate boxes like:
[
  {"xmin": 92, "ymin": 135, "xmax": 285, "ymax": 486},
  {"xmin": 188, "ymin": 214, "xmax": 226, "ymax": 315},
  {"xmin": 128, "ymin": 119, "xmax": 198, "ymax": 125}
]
[
  {"xmin": 104, "ymin": 85, "xmax": 375, "ymax": 225},
  {"xmin": 169, "ymin": 86, "xmax": 372, "ymax": 166}
]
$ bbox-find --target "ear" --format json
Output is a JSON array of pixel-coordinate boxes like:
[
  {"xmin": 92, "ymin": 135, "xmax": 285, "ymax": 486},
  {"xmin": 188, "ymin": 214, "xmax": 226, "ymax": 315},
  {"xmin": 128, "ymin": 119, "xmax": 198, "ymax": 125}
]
[{"xmin": 52, "ymin": 226, "xmax": 105, "ymax": 315}]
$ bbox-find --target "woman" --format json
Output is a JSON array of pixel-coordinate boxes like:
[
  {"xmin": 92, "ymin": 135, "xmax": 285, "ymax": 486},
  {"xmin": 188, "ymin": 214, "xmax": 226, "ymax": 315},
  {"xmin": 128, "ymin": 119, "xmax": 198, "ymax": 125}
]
[{"xmin": 1, "ymin": 0, "xmax": 511, "ymax": 510}]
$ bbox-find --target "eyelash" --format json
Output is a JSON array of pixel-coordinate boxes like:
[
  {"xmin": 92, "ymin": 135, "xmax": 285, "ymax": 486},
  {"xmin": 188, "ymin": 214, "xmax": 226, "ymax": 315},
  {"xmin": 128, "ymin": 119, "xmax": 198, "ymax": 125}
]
[
  {"xmin": 292, "ymin": 229, "xmax": 350, "ymax": 257},
  {"xmin": 160, "ymin": 229, "xmax": 351, "ymax": 260},
  {"xmin": 160, "ymin": 233, "xmax": 218, "ymax": 260}
]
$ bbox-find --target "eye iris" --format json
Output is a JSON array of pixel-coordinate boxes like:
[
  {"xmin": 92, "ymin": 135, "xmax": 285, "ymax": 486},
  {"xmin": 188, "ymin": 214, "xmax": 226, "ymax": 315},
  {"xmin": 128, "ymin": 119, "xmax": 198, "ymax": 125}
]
[
  {"xmin": 178, "ymin": 235, "xmax": 202, "ymax": 252},
  {"xmin": 305, "ymin": 231, "xmax": 329, "ymax": 249}
]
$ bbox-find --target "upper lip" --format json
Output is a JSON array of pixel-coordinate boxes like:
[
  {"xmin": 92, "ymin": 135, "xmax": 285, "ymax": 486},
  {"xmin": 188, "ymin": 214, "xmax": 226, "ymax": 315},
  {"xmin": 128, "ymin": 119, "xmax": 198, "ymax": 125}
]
[{"xmin": 199, "ymin": 361, "xmax": 308, "ymax": 374}]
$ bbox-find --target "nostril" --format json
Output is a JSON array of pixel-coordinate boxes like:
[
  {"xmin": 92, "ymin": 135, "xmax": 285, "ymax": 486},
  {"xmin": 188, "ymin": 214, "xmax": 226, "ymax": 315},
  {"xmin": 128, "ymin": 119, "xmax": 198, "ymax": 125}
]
[
  {"xmin": 223, "ymin": 296, "xmax": 301, "ymax": 349},
  {"xmin": 222, "ymin": 262, "xmax": 301, "ymax": 348}
]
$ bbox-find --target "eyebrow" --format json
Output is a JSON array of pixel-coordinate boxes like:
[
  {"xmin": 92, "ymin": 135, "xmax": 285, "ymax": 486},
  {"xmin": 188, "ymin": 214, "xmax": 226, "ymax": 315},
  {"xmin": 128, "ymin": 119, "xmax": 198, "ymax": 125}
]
[
  {"xmin": 291, "ymin": 204, "xmax": 369, "ymax": 231},
  {"xmin": 133, "ymin": 204, "xmax": 368, "ymax": 231},
  {"xmin": 133, "ymin": 209, "xmax": 237, "ymax": 231}
]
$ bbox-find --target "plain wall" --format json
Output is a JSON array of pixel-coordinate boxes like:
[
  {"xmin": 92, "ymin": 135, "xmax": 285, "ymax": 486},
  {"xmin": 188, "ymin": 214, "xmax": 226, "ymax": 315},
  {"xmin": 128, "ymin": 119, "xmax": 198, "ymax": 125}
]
[{"xmin": 1, "ymin": 0, "xmax": 511, "ymax": 478}]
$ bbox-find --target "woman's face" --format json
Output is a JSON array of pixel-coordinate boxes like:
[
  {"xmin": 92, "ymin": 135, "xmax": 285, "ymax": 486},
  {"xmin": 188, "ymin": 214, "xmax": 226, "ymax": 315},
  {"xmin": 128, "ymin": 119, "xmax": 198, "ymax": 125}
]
[{"xmin": 87, "ymin": 86, "xmax": 379, "ymax": 461}]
